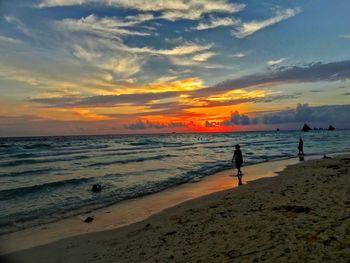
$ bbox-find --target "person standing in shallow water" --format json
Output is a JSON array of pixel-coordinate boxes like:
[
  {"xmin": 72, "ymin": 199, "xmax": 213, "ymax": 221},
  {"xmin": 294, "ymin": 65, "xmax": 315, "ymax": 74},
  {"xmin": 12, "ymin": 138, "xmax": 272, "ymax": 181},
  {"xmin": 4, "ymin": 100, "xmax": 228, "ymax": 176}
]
[
  {"xmin": 232, "ymin": 144, "xmax": 243, "ymax": 186},
  {"xmin": 298, "ymin": 138, "xmax": 304, "ymax": 156}
]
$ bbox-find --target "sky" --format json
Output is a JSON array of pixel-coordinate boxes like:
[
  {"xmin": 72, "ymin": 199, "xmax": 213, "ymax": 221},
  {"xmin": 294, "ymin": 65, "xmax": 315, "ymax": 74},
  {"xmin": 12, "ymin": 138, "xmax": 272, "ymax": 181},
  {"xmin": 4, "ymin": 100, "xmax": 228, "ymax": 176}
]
[{"xmin": 0, "ymin": 0, "xmax": 350, "ymax": 136}]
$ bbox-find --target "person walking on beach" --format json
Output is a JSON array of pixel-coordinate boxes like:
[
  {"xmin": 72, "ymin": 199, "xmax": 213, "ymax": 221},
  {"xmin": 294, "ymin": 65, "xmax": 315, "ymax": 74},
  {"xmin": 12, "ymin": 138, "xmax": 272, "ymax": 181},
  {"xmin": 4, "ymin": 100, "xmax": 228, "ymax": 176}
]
[
  {"xmin": 298, "ymin": 138, "xmax": 304, "ymax": 156},
  {"xmin": 232, "ymin": 144, "xmax": 243, "ymax": 186}
]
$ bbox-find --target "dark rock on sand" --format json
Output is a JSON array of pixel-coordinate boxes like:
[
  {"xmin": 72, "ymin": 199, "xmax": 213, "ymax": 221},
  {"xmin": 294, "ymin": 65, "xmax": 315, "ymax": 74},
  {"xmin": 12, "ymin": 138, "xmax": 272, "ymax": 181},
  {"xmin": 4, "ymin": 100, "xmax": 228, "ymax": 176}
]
[
  {"xmin": 84, "ymin": 216, "xmax": 94, "ymax": 223},
  {"xmin": 165, "ymin": 231, "xmax": 177, "ymax": 236},
  {"xmin": 92, "ymin": 184, "xmax": 102, "ymax": 192},
  {"xmin": 273, "ymin": 205, "xmax": 311, "ymax": 213}
]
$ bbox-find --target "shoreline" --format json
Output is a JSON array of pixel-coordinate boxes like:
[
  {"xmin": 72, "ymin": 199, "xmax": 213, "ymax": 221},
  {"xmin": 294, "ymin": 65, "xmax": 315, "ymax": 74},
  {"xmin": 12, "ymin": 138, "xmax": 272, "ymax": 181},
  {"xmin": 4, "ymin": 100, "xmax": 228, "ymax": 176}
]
[
  {"xmin": 0, "ymin": 153, "xmax": 342, "ymax": 256},
  {"xmin": 0, "ymin": 156, "xmax": 308, "ymax": 255},
  {"xmin": 2, "ymin": 153, "xmax": 350, "ymax": 262}
]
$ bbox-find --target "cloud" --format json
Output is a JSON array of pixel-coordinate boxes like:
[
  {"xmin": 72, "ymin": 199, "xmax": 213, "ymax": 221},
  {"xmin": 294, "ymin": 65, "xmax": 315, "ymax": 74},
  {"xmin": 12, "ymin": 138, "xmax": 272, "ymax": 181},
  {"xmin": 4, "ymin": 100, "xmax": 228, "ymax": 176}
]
[
  {"xmin": 38, "ymin": 0, "xmax": 245, "ymax": 21},
  {"xmin": 56, "ymin": 13, "xmax": 216, "ymax": 75},
  {"xmin": 0, "ymin": 35, "xmax": 21, "ymax": 43},
  {"xmin": 193, "ymin": 60, "xmax": 350, "ymax": 97},
  {"xmin": 231, "ymin": 51, "xmax": 251, "ymax": 58},
  {"xmin": 54, "ymin": 15, "xmax": 157, "ymax": 78},
  {"xmin": 3, "ymin": 104, "xmax": 349, "ymax": 136},
  {"xmin": 194, "ymin": 16, "xmax": 239, "ymax": 30},
  {"xmin": 232, "ymin": 8, "xmax": 301, "ymax": 38},
  {"xmin": 206, "ymin": 104, "xmax": 350, "ymax": 129},
  {"xmin": 262, "ymin": 104, "xmax": 350, "ymax": 126},
  {"xmin": 145, "ymin": 97, "xmax": 255, "ymax": 115},
  {"xmin": 205, "ymin": 110, "xmax": 258, "ymax": 128},
  {"xmin": 254, "ymin": 94, "xmax": 301, "ymax": 103},
  {"xmin": 124, "ymin": 42, "xmax": 213, "ymax": 56},
  {"xmin": 27, "ymin": 76, "xmax": 204, "ymax": 111},
  {"xmin": 0, "ymin": 61, "xmax": 123, "ymax": 95},
  {"xmin": 125, "ymin": 13, "xmax": 155, "ymax": 23},
  {"xmin": 205, "ymin": 120, "xmax": 219, "ymax": 127},
  {"xmin": 58, "ymin": 14, "xmax": 151, "ymax": 38},
  {"xmin": 191, "ymin": 51, "xmax": 216, "ymax": 62},
  {"xmin": 267, "ymin": 58, "xmax": 287, "ymax": 66},
  {"xmin": 1, "ymin": 14, "xmax": 148, "ymax": 92},
  {"xmin": 4, "ymin": 16, "xmax": 31, "ymax": 36},
  {"xmin": 100, "ymin": 56, "xmax": 141, "ymax": 77},
  {"xmin": 27, "ymin": 60, "xmax": 350, "ymax": 114},
  {"xmin": 72, "ymin": 44, "xmax": 101, "ymax": 61},
  {"xmin": 222, "ymin": 111, "xmax": 257, "ymax": 126},
  {"xmin": 120, "ymin": 41, "xmax": 217, "ymax": 66},
  {"xmin": 29, "ymin": 91, "xmax": 180, "ymax": 107},
  {"xmin": 124, "ymin": 120, "xmax": 190, "ymax": 130},
  {"xmin": 160, "ymin": 2, "xmax": 245, "ymax": 21},
  {"xmin": 340, "ymin": 34, "xmax": 350, "ymax": 39}
]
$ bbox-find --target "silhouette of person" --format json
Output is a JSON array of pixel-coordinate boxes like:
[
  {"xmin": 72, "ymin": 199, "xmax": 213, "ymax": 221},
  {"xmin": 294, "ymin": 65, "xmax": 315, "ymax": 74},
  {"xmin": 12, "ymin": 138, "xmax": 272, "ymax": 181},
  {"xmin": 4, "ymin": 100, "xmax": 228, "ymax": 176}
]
[
  {"xmin": 298, "ymin": 138, "xmax": 304, "ymax": 156},
  {"xmin": 232, "ymin": 144, "xmax": 243, "ymax": 185}
]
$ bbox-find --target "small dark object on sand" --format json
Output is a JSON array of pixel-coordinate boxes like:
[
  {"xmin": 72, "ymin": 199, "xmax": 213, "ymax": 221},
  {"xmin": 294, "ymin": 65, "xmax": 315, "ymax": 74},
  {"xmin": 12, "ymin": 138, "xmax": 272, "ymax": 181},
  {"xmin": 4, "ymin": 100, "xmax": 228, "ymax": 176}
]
[
  {"xmin": 273, "ymin": 205, "xmax": 311, "ymax": 213},
  {"xmin": 299, "ymin": 155, "xmax": 304, "ymax": 161},
  {"xmin": 165, "ymin": 231, "xmax": 177, "ymax": 236},
  {"xmin": 84, "ymin": 216, "xmax": 94, "ymax": 223},
  {"xmin": 323, "ymin": 154, "xmax": 332, "ymax": 159},
  {"xmin": 92, "ymin": 184, "xmax": 102, "ymax": 192}
]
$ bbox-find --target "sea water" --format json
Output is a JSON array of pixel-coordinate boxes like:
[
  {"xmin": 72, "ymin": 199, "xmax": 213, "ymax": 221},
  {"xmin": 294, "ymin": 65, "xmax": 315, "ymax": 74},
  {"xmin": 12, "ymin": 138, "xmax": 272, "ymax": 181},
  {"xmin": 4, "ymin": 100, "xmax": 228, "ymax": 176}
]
[{"xmin": 0, "ymin": 130, "xmax": 349, "ymax": 233}]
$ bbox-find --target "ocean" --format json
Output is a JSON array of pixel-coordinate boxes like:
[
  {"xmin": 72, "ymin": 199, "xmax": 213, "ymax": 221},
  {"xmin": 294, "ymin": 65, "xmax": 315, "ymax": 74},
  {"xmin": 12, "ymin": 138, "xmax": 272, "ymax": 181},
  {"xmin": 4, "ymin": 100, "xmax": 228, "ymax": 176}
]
[{"xmin": 0, "ymin": 130, "xmax": 349, "ymax": 233}]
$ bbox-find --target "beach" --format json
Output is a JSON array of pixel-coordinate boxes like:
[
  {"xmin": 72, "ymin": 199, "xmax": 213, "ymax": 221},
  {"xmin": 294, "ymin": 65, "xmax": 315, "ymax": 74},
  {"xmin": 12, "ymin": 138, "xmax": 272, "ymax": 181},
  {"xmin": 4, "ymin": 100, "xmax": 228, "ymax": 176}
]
[
  {"xmin": 2, "ymin": 154, "xmax": 350, "ymax": 262},
  {"xmin": 1, "ymin": 0, "xmax": 350, "ymax": 261},
  {"xmin": 1, "ymin": 132, "xmax": 349, "ymax": 236}
]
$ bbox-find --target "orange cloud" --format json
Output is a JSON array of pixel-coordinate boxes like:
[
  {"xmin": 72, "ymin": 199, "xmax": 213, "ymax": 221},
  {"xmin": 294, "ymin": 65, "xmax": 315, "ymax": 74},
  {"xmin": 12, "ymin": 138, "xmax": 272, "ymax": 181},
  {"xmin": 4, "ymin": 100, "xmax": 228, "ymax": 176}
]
[{"xmin": 101, "ymin": 77, "xmax": 204, "ymax": 95}]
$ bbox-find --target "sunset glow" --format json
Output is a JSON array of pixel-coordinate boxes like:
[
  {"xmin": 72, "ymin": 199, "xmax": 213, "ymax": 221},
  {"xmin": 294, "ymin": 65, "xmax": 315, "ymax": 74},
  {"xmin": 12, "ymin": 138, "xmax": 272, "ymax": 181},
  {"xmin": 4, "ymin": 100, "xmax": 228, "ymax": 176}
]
[{"xmin": 0, "ymin": 0, "xmax": 350, "ymax": 136}]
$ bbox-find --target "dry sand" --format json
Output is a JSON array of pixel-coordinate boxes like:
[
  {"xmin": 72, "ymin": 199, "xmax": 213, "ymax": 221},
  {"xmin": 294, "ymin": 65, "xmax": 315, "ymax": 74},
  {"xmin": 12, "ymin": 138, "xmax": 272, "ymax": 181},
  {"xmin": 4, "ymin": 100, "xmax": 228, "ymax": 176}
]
[{"xmin": 2, "ymin": 155, "xmax": 350, "ymax": 262}]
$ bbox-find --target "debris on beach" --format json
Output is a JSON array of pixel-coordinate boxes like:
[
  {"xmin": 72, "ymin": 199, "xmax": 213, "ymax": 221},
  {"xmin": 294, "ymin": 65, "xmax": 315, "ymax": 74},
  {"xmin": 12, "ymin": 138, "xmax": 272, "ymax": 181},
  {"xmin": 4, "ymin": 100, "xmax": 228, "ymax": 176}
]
[
  {"xmin": 84, "ymin": 216, "xmax": 94, "ymax": 223},
  {"xmin": 92, "ymin": 184, "xmax": 102, "ymax": 192},
  {"xmin": 323, "ymin": 154, "xmax": 332, "ymax": 159}
]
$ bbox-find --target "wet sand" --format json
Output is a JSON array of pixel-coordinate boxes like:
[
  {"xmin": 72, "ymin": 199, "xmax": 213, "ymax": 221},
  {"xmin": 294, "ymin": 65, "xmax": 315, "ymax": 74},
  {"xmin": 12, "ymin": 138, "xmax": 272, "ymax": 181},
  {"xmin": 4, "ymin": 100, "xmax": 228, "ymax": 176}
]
[
  {"xmin": 2, "ymin": 154, "xmax": 350, "ymax": 262},
  {"xmin": 0, "ymin": 157, "xmax": 301, "ymax": 254}
]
